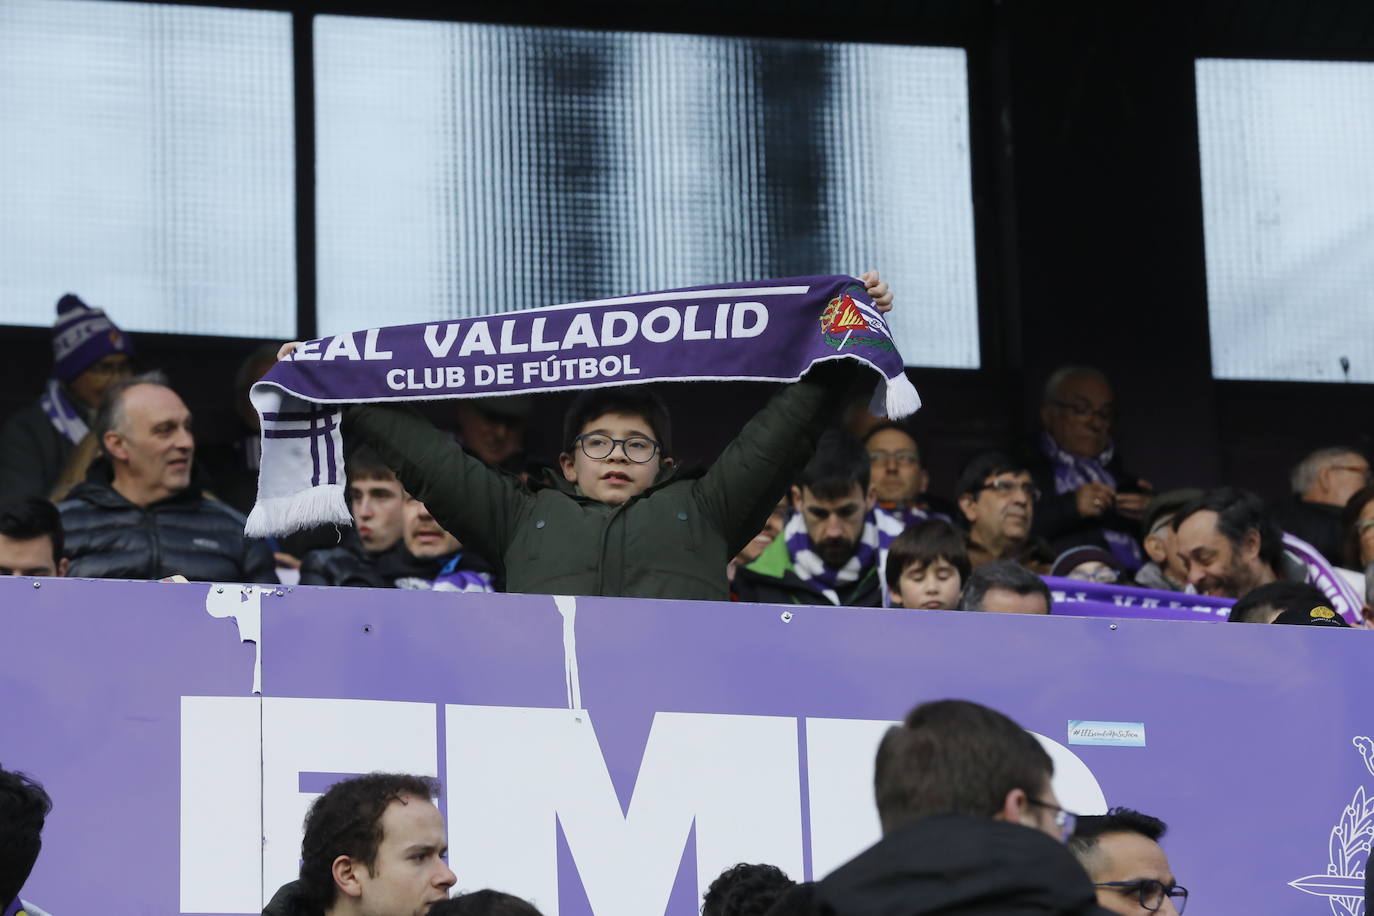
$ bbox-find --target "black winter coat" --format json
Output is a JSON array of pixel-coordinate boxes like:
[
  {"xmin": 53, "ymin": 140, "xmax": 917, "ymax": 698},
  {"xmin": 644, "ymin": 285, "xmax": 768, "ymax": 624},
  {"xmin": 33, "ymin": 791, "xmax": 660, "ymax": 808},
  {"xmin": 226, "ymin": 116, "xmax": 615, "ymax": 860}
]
[
  {"xmin": 0, "ymin": 398, "xmax": 75, "ymax": 501},
  {"xmin": 771, "ymin": 814, "xmax": 1112, "ymax": 916},
  {"xmin": 59, "ymin": 480, "xmax": 276, "ymax": 583}
]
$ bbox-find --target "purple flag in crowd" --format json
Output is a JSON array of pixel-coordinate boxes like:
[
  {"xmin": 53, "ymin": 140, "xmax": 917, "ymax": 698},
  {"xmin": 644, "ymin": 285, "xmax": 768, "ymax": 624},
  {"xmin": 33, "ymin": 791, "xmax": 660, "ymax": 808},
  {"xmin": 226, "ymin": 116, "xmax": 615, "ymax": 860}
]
[
  {"xmin": 246, "ymin": 275, "xmax": 919, "ymax": 536},
  {"xmin": 1047, "ymin": 575, "xmax": 1235, "ymax": 623}
]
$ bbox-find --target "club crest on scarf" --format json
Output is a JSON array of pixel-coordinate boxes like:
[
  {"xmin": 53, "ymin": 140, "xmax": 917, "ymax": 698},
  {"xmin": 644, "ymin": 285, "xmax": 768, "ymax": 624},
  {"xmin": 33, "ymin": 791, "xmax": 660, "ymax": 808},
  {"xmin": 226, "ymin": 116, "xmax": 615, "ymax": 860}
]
[{"xmin": 818, "ymin": 286, "xmax": 896, "ymax": 353}]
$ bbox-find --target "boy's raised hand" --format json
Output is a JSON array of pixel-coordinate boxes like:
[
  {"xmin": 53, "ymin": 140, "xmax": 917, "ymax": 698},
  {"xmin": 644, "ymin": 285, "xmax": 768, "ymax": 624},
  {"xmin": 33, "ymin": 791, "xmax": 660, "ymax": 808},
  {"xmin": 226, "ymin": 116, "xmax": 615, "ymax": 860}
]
[{"xmin": 860, "ymin": 270, "xmax": 893, "ymax": 313}]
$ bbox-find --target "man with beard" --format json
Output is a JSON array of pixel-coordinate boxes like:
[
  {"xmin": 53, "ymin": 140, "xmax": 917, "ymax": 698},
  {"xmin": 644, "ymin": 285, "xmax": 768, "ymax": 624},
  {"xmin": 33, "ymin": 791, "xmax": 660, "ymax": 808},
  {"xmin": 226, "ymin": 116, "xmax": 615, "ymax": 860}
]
[
  {"xmin": 733, "ymin": 432, "xmax": 883, "ymax": 607},
  {"xmin": 956, "ymin": 452, "xmax": 1054, "ymax": 574},
  {"xmin": 1173, "ymin": 487, "xmax": 1362, "ymax": 617}
]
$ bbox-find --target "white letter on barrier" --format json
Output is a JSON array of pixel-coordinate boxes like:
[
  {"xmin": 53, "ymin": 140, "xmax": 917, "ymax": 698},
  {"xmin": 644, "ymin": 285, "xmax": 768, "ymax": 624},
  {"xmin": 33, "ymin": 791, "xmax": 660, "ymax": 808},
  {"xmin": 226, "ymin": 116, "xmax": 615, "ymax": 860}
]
[
  {"xmin": 180, "ymin": 696, "xmax": 262, "ymax": 914},
  {"xmin": 260, "ymin": 698, "xmax": 437, "ymax": 907},
  {"xmin": 445, "ymin": 706, "xmax": 803, "ymax": 916}
]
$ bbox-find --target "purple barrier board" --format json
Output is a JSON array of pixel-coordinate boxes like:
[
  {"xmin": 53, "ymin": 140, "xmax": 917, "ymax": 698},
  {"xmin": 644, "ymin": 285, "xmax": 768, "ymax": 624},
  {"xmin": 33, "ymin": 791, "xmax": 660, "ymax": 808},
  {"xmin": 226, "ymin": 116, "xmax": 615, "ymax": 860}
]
[{"xmin": 2, "ymin": 577, "xmax": 1371, "ymax": 916}]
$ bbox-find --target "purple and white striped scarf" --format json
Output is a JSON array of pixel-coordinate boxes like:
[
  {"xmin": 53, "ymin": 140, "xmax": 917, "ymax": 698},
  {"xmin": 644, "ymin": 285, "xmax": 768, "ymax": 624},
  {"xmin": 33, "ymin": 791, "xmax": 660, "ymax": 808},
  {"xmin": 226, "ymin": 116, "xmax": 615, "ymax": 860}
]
[
  {"xmin": 246, "ymin": 276, "xmax": 920, "ymax": 537},
  {"xmin": 1281, "ymin": 532, "xmax": 1366, "ymax": 626},
  {"xmin": 39, "ymin": 378, "xmax": 87, "ymax": 445},
  {"xmin": 1039, "ymin": 431, "xmax": 1145, "ymax": 571},
  {"xmin": 784, "ymin": 507, "xmax": 908, "ymax": 605}
]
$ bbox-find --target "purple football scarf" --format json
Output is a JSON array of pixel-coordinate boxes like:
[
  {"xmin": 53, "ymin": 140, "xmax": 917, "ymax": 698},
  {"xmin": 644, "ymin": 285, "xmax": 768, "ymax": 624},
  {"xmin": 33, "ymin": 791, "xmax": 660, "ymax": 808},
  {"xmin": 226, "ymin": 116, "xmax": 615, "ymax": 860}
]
[
  {"xmin": 39, "ymin": 378, "xmax": 87, "ymax": 445},
  {"xmin": 247, "ymin": 275, "xmax": 919, "ymax": 536},
  {"xmin": 1039, "ymin": 431, "xmax": 1145, "ymax": 571}
]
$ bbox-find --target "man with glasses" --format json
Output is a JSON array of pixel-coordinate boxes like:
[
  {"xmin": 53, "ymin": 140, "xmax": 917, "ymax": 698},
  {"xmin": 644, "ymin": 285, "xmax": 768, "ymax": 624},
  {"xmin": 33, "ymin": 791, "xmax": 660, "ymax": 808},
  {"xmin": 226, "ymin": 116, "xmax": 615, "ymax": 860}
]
[
  {"xmin": 1069, "ymin": 808, "xmax": 1187, "ymax": 915},
  {"xmin": 956, "ymin": 452, "xmax": 1055, "ymax": 574},
  {"xmin": 786, "ymin": 699, "xmax": 1110, "ymax": 915},
  {"xmin": 1025, "ymin": 366, "xmax": 1152, "ymax": 573},
  {"xmin": 861, "ymin": 421, "xmax": 954, "ymax": 527},
  {"xmin": 1278, "ymin": 446, "xmax": 1372, "ymax": 566}
]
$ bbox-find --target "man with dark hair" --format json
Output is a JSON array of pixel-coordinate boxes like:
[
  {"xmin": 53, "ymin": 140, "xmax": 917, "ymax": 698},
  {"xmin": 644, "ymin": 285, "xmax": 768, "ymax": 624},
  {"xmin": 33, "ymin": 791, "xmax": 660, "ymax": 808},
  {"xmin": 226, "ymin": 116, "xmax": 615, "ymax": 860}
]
[
  {"xmin": 0, "ymin": 764, "xmax": 54, "ymax": 916},
  {"xmin": 299, "ymin": 447, "xmax": 411, "ymax": 587},
  {"xmin": 784, "ymin": 699, "xmax": 1108, "ymax": 915},
  {"xmin": 429, "ymin": 891, "xmax": 543, "ymax": 916},
  {"xmin": 317, "ymin": 273, "xmax": 894, "ymax": 601},
  {"xmin": 57, "ymin": 372, "xmax": 275, "ymax": 583},
  {"xmin": 1228, "ymin": 581, "xmax": 1331, "ymax": 624},
  {"xmin": 1173, "ymin": 487, "xmax": 1361, "ymax": 614},
  {"xmin": 733, "ymin": 431, "xmax": 883, "ymax": 607},
  {"xmin": 959, "ymin": 561, "xmax": 1053, "ymax": 614},
  {"xmin": 0, "ymin": 499, "xmax": 67, "ymax": 578},
  {"xmin": 956, "ymin": 452, "xmax": 1054, "ymax": 574},
  {"xmin": 264, "ymin": 772, "xmax": 455, "ymax": 916},
  {"xmin": 1068, "ymin": 808, "xmax": 1187, "ymax": 915},
  {"xmin": 0, "ymin": 293, "xmax": 134, "ymax": 502},
  {"xmin": 703, "ymin": 863, "xmax": 796, "ymax": 916}
]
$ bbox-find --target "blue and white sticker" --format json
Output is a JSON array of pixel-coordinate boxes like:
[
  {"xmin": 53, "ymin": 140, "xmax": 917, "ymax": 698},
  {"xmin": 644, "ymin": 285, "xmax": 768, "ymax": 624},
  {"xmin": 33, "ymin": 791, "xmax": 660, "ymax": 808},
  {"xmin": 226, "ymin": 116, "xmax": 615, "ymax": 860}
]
[{"xmin": 1068, "ymin": 720, "xmax": 1146, "ymax": 747}]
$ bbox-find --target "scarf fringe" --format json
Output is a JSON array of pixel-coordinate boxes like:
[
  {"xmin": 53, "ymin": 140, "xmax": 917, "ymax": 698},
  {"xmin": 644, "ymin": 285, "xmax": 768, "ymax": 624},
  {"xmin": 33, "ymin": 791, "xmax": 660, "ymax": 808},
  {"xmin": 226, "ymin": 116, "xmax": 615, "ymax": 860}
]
[
  {"xmin": 245, "ymin": 484, "xmax": 351, "ymax": 537},
  {"xmin": 883, "ymin": 373, "xmax": 921, "ymax": 418}
]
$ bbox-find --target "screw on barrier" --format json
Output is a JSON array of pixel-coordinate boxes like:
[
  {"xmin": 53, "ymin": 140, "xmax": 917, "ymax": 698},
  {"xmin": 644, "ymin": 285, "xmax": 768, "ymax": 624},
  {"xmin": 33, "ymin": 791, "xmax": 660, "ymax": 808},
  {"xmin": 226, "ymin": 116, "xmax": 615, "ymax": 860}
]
[
  {"xmin": 1109, "ymin": 624, "xmax": 1118, "ymax": 630},
  {"xmin": 32, "ymin": 581, "xmax": 41, "ymax": 589},
  {"xmin": 362, "ymin": 625, "xmax": 372, "ymax": 633},
  {"xmin": 780, "ymin": 611, "xmax": 794, "ymax": 623}
]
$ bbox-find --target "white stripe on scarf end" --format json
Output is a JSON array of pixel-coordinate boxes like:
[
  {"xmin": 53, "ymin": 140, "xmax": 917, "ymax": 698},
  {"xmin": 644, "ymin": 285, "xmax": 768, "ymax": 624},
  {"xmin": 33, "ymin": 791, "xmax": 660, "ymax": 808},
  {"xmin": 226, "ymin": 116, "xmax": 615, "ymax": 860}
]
[
  {"xmin": 245, "ymin": 484, "xmax": 352, "ymax": 537},
  {"xmin": 879, "ymin": 372, "xmax": 921, "ymax": 419}
]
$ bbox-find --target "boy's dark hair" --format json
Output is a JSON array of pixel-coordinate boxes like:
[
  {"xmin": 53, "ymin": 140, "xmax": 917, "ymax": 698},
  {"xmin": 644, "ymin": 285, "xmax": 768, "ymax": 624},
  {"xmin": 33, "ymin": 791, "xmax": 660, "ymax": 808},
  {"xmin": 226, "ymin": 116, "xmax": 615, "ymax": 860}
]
[
  {"xmin": 298, "ymin": 773, "xmax": 440, "ymax": 910},
  {"xmin": 873, "ymin": 699, "xmax": 1053, "ymax": 835},
  {"xmin": 885, "ymin": 519, "xmax": 970, "ymax": 594},
  {"xmin": 561, "ymin": 387, "xmax": 672, "ymax": 459},
  {"xmin": 429, "ymin": 890, "xmax": 545, "ymax": 916},
  {"xmin": 955, "ymin": 451, "xmax": 1029, "ymax": 500},
  {"xmin": 958, "ymin": 562, "xmax": 1052, "ymax": 613},
  {"xmin": 0, "ymin": 498, "xmax": 64, "ymax": 564},
  {"xmin": 0, "ymin": 765, "xmax": 53, "ymax": 906},
  {"xmin": 1067, "ymin": 807, "xmax": 1167, "ymax": 861},
  {"xmin": 1228, "ymin": 580, "xmax": 1330, "ymax": 623},
  {"xmin": 702, "ymin": 863, "xmax": 796, "ymax": 916},
  {"xmin": 346, "ymin": 444, "xmax": 397, "ymax": 483},
  {"xmin": 1173, "ymin": 486, "xmax": 1283, "ymax": 573},
  {"xmin": 797, "ymin": 431, "xmax": 870, "ymax": 501}
]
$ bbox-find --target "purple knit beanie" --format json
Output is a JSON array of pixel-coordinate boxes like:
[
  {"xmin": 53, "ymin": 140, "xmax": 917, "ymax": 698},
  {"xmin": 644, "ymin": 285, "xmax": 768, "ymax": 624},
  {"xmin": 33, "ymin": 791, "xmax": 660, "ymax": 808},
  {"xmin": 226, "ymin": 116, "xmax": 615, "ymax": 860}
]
[{"xmin": 51, "ymin": 293, "xmax": 133, "ymax": 382}]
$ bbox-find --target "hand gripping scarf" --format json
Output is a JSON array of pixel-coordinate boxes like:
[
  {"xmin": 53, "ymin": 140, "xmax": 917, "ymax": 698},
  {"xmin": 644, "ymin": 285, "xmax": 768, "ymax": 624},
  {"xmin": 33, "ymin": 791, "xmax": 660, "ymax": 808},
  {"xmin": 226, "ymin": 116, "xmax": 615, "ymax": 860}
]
[{"xmin": 247, "ymin": 275, "xmax": 920, "ymax": 537}]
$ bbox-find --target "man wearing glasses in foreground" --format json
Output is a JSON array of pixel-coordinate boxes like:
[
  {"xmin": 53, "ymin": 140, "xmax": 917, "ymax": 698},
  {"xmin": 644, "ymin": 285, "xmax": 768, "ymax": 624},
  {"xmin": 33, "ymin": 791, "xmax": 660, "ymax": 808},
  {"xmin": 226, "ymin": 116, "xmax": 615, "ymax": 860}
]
[
  {"xmin": 774, "ymin": 699, "xmax": 1112, "ymax": 915},
  {"xmin": 1069, "ymin": 808, "xmax": 1188, "ymax": 915}
]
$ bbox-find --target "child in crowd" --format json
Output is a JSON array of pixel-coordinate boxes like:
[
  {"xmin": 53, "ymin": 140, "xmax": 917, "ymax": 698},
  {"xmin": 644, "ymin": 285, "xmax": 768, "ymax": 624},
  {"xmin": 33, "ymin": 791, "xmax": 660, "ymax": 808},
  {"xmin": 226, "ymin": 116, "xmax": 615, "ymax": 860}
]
[{"xmin": 885, "ymin": 518, "xmax": 970, "ymax": 610}]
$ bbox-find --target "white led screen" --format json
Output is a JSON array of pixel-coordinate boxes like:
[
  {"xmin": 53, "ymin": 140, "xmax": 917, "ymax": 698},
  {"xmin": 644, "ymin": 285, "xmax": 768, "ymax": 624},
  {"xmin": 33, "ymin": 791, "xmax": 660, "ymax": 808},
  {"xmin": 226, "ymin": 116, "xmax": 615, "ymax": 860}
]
[
  {"xmin": 0, "ymin": 0, "xmax": 295, "ymax": 337},
  {"xmin": 315, "ymin": 17, "xmax": 979, "ymax": 368},
  {"xmin": 1197, "ymin": 58, "xmax": 1374, "ymax": 382}
]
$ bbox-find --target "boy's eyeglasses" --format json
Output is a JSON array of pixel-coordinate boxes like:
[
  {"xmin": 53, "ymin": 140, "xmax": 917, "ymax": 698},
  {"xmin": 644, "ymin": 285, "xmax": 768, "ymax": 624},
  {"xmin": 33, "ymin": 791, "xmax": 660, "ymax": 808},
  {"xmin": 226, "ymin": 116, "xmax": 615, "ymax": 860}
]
[
  {"xmin": 574, "ymin": 433, "xmax": 660, "ymax": 463},
  {"xmin": 1093, "ymin": 879, "xmax": 1188, "ymax": 913},
  {"xmin": 1025, "ymin": 797, "xmax": 1077, "ymax": 842}
]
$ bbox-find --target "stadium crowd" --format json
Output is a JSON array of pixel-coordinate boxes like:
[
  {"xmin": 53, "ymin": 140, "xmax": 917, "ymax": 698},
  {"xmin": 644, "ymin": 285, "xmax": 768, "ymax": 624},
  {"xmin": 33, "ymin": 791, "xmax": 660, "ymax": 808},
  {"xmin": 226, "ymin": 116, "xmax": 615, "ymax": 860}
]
[{"xmin": 1, "ymin": 290, "xmax": 1370, "ymax": 629}]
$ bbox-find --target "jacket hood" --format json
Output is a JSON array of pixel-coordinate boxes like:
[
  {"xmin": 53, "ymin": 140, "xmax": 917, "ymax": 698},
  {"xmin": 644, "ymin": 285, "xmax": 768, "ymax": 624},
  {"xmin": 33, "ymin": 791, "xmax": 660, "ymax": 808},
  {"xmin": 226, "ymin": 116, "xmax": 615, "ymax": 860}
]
[{"xmin": 815, "ymin": 814, "xmax": 1111, "ymax": 916}]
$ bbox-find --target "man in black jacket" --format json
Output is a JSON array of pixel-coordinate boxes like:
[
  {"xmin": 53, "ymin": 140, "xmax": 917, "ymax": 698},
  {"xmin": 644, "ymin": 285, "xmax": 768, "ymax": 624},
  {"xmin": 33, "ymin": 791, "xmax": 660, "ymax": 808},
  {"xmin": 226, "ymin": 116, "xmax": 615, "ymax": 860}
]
[
  {"xmin": 57, "ymin": 372, "xmax": 275, "ymax": 583},
  {"xmin": 770, "ymin": 699, "xmax": 1111, "ymax": 915}
]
